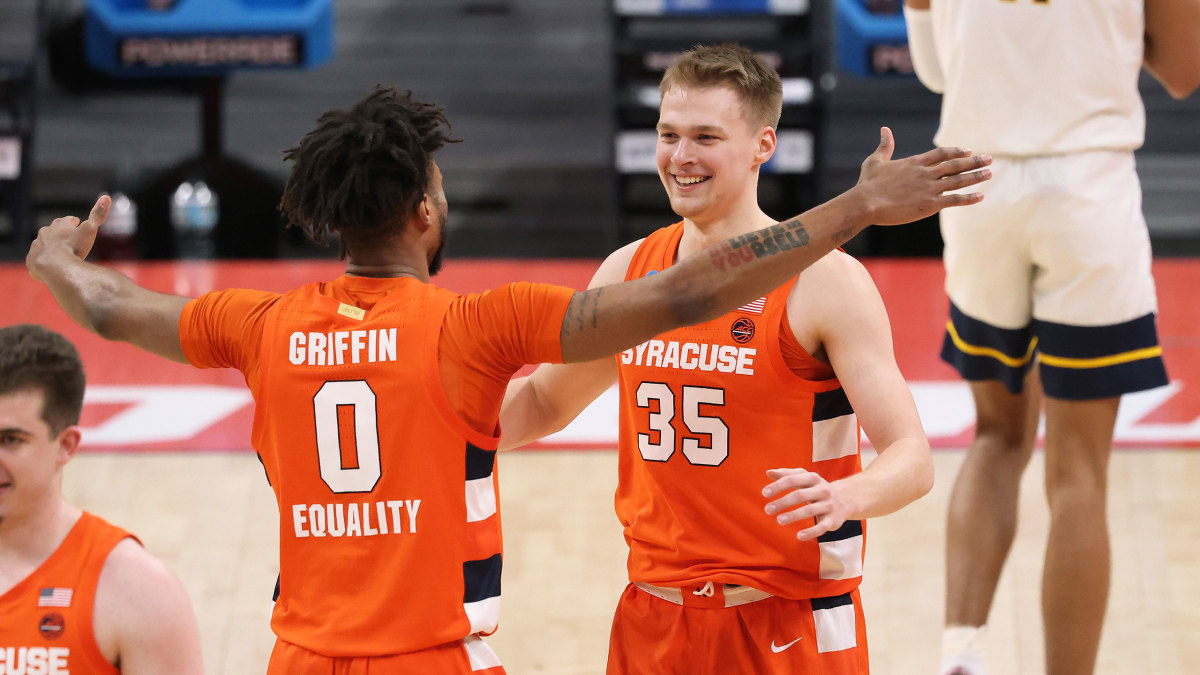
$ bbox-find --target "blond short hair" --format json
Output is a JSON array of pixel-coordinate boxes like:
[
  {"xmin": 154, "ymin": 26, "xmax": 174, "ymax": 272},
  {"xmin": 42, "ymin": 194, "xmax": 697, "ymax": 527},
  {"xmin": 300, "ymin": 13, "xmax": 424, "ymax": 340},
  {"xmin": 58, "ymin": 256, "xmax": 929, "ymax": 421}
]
[{"xmin": 659, "ymin": 43, "xmax": 783, "ymax": 129}]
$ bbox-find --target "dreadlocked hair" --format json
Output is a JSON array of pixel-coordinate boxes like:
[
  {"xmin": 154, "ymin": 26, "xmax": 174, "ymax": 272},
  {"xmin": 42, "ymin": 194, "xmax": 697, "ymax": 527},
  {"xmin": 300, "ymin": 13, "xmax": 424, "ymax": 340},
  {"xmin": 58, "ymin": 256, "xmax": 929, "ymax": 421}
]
[{"xmin": 279, "ymin": 85, "xmax": 460, "ymax": 252}]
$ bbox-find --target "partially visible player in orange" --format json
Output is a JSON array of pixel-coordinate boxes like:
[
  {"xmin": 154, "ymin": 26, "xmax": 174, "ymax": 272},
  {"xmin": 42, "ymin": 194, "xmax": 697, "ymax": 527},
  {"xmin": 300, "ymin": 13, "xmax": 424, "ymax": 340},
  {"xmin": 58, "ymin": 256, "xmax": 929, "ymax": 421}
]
[
  {"xmin": 26, "ymin": 85, "xmax": 989, "ymax": 673},
  {"xmin": 500, "ymin": 44, "xmax": 935, "ymax": 673},
  {"xmin": 0, "ymin": 324, "xmax": 203, "ymax": 675}
]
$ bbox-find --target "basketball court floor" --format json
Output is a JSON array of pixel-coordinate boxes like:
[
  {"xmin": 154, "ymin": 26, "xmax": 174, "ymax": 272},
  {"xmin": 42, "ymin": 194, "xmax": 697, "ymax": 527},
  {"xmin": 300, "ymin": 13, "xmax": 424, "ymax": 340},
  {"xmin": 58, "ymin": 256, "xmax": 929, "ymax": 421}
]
[{"xmin": 7, "ymin": 257, "xmax": 1200, "ymax": 673}]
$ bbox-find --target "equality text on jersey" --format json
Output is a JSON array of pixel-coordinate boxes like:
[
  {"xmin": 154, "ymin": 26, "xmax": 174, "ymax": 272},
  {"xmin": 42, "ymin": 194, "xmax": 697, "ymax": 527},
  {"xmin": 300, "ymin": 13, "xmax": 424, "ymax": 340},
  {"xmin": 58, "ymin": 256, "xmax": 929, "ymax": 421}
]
[{"xmin": 292, "ymin": 499, "xmax": 421, "ymax": 539}]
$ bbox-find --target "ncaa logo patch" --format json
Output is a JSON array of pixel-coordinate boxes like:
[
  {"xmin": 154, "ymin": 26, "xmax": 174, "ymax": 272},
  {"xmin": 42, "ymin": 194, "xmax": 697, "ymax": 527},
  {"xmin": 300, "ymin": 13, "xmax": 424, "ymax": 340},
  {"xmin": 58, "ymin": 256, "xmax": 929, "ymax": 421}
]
[
  {"xmin": 39, "ymin": 612, "xmax": 65, "ymax": 640},
  {"xmin": 731, "ymin": 317, "xmax": 755, "ymax": 344}
]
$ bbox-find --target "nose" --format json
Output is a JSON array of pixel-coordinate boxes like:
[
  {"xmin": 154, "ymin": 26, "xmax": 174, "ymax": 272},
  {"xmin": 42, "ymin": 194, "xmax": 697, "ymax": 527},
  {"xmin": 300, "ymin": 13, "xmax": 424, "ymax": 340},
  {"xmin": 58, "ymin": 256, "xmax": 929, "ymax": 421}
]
[{"xmin": 671, "ymin": 137, "xmax": 697, "ymax": 167}]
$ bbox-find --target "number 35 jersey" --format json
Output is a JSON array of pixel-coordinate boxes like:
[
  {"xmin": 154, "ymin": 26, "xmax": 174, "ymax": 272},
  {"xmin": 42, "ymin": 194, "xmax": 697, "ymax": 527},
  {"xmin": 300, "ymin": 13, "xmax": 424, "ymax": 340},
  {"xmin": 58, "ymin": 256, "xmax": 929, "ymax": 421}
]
[
  {"xmin": 180, "ymin": 275, "xmax": 571, "ymax": 657},
  {"xmin": 617, "ymin": 222, "xmax": 864, "ymax": 600}
]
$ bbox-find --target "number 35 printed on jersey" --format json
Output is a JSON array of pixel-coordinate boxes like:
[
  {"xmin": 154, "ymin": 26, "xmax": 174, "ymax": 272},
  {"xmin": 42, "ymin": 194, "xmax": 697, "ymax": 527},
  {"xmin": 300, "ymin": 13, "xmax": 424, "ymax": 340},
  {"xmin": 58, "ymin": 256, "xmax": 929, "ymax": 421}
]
[{"xmin": 636, "ymin": 382, "xmax": 729, "ymax": 466}]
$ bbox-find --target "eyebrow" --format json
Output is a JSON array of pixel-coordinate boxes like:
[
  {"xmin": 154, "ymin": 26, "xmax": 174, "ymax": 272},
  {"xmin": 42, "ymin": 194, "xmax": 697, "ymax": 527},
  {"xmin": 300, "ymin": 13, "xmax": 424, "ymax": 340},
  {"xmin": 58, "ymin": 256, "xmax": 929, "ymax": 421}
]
[{"xmin": 656, "ymin": 122, "xmax": 726, "ymax": 134}]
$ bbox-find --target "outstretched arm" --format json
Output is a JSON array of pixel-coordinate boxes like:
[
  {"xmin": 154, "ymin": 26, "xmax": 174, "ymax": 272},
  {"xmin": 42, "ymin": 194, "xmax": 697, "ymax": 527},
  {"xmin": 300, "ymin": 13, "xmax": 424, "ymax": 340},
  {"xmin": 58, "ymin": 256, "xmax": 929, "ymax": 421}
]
[
  {"xmin": 26, "ymin": 195, "xmax": 191, "ymax": 363},
  {"xmin": 556, "ymin": 128, "xmax": 990, "ymax": 363},
  {"xmin": 1144, "ymin": 0, "xmax": 1200, "ymax": 99}
]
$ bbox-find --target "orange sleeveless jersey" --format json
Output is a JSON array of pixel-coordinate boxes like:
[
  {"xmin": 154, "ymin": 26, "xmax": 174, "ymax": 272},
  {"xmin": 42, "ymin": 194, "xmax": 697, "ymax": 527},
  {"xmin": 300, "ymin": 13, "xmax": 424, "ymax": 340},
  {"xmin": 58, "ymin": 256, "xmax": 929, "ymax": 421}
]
[
  {"xmin": 616, "ymin": 223, "xmax": 865, "ymax": 600},
  {"xmin": 180, "ymin": 275, "xmax": 572, "ymax": 657},
  {"xmin": 0, "ymin": 511, "xmax": 132, "ymax": 674}
]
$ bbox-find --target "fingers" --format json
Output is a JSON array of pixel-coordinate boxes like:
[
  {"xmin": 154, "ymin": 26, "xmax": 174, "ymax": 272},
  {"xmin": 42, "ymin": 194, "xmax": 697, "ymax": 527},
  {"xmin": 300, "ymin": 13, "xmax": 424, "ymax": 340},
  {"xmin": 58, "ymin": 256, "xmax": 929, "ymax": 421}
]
[
  {"xmin": 796, "ymin": 518, "xmax": 838, "ymax": 542},
  {"xmin": 50, "ymin": 216, "xmax": 81, "ymax": 229},
  {"xmin": 917, "ymin": 145, "xmax": 976, "ymax": 167},
  {"xmin": 940, "ymin": 167, "xmax": 992, "ymax": 193},
  {"xmin": 933, "ymin": 153, "xmax": 992, "ymax": 178},
  {"xmin": 938, "ymin": 191, "xmax": 986, "ymax": 208},
  {"xmin": 86, "ymin": 194, "xmax": 113, "ymax": 228},
  {"xmin": 875, "ymin": 126, "xmax": 895, "ymax": 161},
  {"xmin": 762, "ymin": 468, "xmax": 818, "ymax": 498}
]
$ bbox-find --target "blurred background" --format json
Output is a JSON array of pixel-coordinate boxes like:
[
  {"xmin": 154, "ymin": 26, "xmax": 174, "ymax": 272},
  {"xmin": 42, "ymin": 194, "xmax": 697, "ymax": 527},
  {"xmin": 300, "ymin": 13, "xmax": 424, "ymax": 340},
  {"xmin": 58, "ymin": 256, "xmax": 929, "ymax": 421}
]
[{"xmin": 1, "ymin": 0, "xmax": 1197, "ymax": 266}]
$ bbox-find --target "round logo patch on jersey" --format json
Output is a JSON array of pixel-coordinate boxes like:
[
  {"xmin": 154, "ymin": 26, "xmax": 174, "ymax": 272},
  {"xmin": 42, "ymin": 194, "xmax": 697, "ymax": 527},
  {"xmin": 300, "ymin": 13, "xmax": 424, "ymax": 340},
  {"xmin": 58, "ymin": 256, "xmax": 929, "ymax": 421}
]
[
  {"xmin": 731, "ymin": 317, "xmax": 755, "ymax": 344},
  {"xmin": 39, "ymin": 612, "xmax": 65, "ymax": 640}
]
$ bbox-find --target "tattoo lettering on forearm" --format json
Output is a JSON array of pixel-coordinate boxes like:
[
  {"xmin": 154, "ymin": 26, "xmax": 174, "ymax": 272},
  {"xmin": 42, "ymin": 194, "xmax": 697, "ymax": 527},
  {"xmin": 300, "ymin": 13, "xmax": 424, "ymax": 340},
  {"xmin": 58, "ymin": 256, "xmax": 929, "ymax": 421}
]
[
  {"xmin": 708, "ymin": 218, "xmax": 810, "ymax": 271},
  {"xmin": 832, "ymin": 225, "xmax": 860, "ymax": 245},
  {"xmin": 563, "ymin": 287, "xmax": 603, "ymax": 338}
]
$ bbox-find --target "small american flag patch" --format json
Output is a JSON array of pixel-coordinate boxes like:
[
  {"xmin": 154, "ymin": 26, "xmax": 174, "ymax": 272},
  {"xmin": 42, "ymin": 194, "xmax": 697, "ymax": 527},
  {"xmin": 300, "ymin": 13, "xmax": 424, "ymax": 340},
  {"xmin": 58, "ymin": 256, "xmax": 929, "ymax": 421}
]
[
  {"xmin": 736, "ymin": 297, "xmax": 766, "ymax": 315},
  {"xmin": 38, "ymin": 587, "xmax": 73, "ymax": 608}
]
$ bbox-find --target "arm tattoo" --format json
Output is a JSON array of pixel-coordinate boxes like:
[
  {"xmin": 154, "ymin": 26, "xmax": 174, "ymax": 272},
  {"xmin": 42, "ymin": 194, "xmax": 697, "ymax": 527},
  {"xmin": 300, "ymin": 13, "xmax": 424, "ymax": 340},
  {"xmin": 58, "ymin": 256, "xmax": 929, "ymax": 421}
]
[
  {"xmin": 562, "ymin": 287, "xmax": 603, "ymax": 337},
  {"xmin": 709, "ymin": 217, "xmax": 810, "ymax": 270},
  {"xmin": 832, "ymin": 225, "xmax": 860, "ymax": 245}
]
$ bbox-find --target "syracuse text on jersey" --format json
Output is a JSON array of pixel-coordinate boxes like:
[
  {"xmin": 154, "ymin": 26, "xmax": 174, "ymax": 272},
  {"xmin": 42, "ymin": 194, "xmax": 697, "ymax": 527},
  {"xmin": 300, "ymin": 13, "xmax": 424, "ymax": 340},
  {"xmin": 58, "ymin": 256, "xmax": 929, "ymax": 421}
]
[
  {"xmin": 620, "ymin": 339, "xmax": 756, "ymax": 375},
  {"xmin": 287, "ymin": 328, "xmax": 399, "ymax": 366},
  {"xmin": 0, "ymin": 646, "xmax": 70, "ymax": 674}
]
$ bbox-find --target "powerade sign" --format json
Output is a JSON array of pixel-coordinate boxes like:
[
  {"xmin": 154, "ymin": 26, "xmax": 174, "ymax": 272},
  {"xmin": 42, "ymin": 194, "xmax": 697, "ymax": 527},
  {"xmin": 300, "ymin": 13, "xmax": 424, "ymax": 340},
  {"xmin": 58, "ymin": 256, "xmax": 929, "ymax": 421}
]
[
  {"xmin": 118, "ymin": 34, "xmax": 305, "ymax": 69},
  {"xmin": 615, "ymin": 0, "xmax": 808, "ymax": 15}
]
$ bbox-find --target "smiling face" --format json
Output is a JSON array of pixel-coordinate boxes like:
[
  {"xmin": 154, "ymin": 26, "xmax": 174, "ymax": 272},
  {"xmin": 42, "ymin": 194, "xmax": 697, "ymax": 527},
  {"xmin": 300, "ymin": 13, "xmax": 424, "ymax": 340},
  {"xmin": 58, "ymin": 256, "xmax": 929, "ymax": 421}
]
[
  {"xmin": 655, "ymin": 84, "xmax": 776, "ymax": 226},
  {"xmin": 0, "ymin": 388, "xmax": 79, "ymax": 525}
]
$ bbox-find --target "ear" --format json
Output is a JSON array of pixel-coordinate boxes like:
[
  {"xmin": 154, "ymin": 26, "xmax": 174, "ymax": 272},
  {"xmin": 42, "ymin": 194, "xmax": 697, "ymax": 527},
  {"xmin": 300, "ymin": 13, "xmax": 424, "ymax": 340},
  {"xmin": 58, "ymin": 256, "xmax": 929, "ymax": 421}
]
[
  {"xmin": 412, "ymin": 193, "xmax": 435, "ymax": 234},
  {"xmin": 753, "ymin": 126, "xmax": 778, "ymax": 167},
  {"xmin": 55, "ymin": 426, "xmax": 82, "ymax": 467}
]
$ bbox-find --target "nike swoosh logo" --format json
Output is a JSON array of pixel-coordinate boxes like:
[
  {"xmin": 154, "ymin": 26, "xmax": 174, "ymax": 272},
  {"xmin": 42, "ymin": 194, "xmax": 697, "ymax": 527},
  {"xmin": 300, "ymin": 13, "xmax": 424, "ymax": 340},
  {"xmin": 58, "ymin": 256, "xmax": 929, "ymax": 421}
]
[{"xmin": 770, "ymin": 637, "xmax": 803, "ymax": 653}]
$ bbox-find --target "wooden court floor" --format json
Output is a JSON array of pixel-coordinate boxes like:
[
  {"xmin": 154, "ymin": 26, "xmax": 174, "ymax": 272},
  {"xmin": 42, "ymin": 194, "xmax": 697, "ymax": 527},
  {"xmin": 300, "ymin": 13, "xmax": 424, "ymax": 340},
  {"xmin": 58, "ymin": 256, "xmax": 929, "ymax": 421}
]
[{"xmin": 61, "ymin": 447, "xmax": 1200, "ymax": 675}]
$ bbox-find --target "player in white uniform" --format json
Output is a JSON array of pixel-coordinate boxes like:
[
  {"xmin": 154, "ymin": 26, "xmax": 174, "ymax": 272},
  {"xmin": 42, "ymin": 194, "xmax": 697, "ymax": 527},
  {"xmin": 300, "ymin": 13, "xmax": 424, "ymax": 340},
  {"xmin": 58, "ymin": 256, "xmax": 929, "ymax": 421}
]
[{"xmin": 904, "ymin": 1, "xmax": 1200, "ymax": 674}]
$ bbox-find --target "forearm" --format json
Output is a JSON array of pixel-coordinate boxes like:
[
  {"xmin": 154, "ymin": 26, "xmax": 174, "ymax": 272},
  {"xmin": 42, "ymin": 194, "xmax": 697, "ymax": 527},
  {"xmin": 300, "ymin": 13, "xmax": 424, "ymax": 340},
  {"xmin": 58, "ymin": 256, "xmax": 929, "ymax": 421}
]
[
  {"xmin": 560, "ymin": 191, "xmax": 869, "ymax": 363},
  {"xmin": 499, "ymin": 360, "xmax": 617, "ymax": 449},
  {"xmin": 30, "ymin": 250, "xmax": 190, "ymax": 363},
  {"xmin": 835, "ymin": 436, "xmax": 934, "ymax": 519},
  {"xmin": 34, "ymin": 250, "xmax": 138, "ymax": 338},
  {"xmin": 499, "ymin": 376, "xmax": 569, "ymax": 450},
  {"xmin": 665, "ymin": 189, "xmax": 871, "ymax": 326}
]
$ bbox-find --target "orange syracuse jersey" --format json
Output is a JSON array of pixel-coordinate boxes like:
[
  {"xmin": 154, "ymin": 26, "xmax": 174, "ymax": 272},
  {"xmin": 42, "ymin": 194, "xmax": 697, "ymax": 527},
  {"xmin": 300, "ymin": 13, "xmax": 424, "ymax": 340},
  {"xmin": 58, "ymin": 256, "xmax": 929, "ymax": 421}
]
[
  {"xmin": 616, "ymin": 223, "xmax": 865, "ymax": 600},
  {"xmin": 0, "ymin": 511, "xmax": 131, "ymax": 674},
  {"xmin": 181, "ymin": 275, "xmax": 571, "ymax": 657}
]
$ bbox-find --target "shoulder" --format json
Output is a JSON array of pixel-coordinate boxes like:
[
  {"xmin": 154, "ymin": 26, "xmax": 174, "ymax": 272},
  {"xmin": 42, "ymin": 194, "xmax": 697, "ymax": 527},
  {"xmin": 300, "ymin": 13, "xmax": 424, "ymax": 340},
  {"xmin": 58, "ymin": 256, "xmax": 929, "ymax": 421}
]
[
  {"xmin": 95, "ymin": 539, "xmax": 193, "ymax": 625},
  {"xmin": 93, "ymin": 539, "xmax": 199, "ymax": 663},
  {"xmin": 589, "ymin": 238, "xmax": 646, "ymax": 287},
  {"xmin": 787, "ymin": 251, "xmax": 889, "ymax": 346},
  {"xmin": 789, "ymin": 250, "xmax": 878, "ymax": 303}
]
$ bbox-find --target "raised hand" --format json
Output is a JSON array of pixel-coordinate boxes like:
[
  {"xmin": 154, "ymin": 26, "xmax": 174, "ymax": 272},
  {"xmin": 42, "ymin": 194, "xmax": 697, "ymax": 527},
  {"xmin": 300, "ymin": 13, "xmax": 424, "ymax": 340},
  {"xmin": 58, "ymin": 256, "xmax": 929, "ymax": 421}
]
[
  {"xmin": 856, "ymin": 127, "xmax": 992, "ymax": 227},
  {"xmin": 27, "ymin": 195, "xmax": 112, "ymax": 282}
]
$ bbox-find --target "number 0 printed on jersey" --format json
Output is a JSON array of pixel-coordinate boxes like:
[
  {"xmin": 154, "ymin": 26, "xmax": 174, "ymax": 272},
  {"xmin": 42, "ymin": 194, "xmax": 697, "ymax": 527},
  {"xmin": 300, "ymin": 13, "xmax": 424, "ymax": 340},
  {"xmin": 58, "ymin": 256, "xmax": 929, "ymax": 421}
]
[
  {"xmin": 636, "ymin": 382, "xmax": 729, "ymax": 466},
  {"xmin": 313, "ymin": 380, "xmax": 382, "ymax": 493}
]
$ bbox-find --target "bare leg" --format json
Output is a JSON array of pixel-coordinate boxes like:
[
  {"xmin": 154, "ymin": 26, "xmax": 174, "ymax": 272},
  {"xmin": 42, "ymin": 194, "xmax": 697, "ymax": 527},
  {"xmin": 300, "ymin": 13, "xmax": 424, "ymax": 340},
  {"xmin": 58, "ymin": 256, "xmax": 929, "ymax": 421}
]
[
  {"xmin": 1041, "ymin": 395, "xmax": 1119, "ymax": 675},
  {"xmin": 945, "ymin": 371, "xmax": 1042, "ymax": 628}
]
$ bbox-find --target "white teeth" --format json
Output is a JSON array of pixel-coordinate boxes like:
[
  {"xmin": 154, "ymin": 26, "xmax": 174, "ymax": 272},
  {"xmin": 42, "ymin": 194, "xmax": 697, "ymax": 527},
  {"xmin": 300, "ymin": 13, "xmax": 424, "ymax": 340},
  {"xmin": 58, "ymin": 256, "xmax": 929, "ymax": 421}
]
[{"xmin": 675, "ymin": 175, "xmax": 709, "ymax": 185}]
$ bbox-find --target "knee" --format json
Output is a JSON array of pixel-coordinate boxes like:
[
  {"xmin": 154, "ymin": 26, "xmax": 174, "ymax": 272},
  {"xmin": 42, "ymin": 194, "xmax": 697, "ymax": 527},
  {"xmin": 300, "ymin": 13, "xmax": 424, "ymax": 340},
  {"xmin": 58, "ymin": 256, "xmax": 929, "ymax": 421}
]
[{"xmin": 972, "ymin": 417, "xmax": 1036, "ymax": 459}]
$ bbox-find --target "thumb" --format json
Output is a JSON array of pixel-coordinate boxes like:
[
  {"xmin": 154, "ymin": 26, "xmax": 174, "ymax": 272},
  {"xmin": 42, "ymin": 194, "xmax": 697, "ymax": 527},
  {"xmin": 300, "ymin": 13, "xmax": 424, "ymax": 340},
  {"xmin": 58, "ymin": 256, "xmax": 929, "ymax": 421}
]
[
  {"xmin": 84, "ymin": 194, "xmax": 112, "ymax": 230},
  {"xmin": 875, "ymin": 126, "xmax": 895, "ymax": 161}
]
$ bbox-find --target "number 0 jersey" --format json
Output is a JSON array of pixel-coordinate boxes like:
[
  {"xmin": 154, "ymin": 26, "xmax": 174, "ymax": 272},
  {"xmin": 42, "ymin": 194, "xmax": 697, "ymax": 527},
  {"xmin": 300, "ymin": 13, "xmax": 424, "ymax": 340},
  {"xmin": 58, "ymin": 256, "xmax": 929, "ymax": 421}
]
[
  {"xmin": 180, "ymin": 275, "xmax": 572, "ymax": 657},
  {"xmin": 616, "ymin": 223, "xmax": 865, "ymax": 600},
  {"xmin": 0, "ymin": 511, "xmax": 131, "ymax": 675}
]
